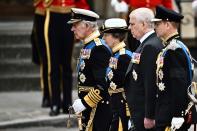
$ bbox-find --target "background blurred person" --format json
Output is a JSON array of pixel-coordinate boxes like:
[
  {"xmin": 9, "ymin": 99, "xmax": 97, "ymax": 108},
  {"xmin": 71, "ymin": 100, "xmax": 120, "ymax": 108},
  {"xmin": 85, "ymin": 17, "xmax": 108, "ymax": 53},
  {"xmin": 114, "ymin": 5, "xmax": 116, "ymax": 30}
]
[
  {"xmin": 31, "ymin": 0, "xmax": 51, "ymax": 108},
  {"xmin": 44, "ymin": 0, "xmax": 75, "ymax": 116}
]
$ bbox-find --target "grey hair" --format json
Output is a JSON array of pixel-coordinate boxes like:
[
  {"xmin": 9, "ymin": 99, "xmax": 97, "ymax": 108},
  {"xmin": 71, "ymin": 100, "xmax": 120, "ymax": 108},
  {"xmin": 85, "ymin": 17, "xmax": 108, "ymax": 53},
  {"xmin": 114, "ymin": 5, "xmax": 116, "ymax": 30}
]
[
  {"xmin": 81, "ymin": 20, "xmax": 99, "ymax": 31},
  {"xmin": 130, "ymin": 8, "xmax": 155, "ymax": 29}
]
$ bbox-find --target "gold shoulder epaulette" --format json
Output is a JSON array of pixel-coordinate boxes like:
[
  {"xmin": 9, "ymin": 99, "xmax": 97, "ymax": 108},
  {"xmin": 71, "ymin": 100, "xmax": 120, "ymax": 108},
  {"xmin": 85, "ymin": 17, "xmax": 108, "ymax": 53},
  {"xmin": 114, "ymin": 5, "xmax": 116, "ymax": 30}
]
[
  {"xmin": 119, "ymin": 48, "xmax": 126, "ymax": 55},
  {"xmin": 94, "ymin": 38, "xmax": 102, "ymax": 46}
]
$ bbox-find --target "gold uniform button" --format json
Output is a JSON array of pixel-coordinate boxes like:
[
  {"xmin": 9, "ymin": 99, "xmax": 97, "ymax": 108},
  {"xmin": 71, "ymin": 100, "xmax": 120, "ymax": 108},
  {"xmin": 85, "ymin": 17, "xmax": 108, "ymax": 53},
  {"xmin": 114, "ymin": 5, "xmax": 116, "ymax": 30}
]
[
  {"xmin": 101, "ymin": 101, "xmax": 104, "ymax": 103},
  {"xmin": 121, "ymin": 100, "xmax": 124, "ymax": 103},
  {"xmin": 106, "ymin": 101, "xmax": 109, "ymax": 104}
]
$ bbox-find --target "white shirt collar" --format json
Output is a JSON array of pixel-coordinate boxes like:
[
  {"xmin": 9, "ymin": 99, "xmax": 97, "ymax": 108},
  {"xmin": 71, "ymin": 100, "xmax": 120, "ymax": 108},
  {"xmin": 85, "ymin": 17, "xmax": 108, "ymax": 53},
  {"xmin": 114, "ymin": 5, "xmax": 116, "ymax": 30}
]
[{"xmin": 140, "ymin": 30, "xmax": 155, "ymax": 43}]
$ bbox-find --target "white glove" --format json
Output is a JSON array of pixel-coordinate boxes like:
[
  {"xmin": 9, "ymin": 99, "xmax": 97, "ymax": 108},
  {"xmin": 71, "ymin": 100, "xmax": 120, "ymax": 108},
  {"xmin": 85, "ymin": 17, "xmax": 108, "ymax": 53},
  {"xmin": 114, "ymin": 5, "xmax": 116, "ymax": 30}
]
[
  {"xmin": 72, "ymin": 99, "xmax": 86, "ymax": 114},
  {"xmin": 114, "ymin": 1, "xmax": 128, "ymax": 13},
  {"xmin": 171, "ymin": 117, "xmax": 185, "ymax": 130},
  {"xmin": 111, "ymin": 0, "xmax": 119, "ymax": 7}
]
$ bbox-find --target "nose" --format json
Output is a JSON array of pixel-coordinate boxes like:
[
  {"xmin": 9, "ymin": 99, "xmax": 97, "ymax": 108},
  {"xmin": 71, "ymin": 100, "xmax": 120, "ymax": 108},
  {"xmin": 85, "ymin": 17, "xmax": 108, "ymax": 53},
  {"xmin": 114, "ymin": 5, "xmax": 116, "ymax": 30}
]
[{"xmin": 128, "ymin": 25, "xmax": 131, "ymax": 30}]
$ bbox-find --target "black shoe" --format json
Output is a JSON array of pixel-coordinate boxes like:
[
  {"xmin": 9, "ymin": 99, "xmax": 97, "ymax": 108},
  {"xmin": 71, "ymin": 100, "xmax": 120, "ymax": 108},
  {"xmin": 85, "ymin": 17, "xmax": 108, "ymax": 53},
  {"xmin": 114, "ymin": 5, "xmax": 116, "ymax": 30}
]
[
  {"xmin": 41, "ymin": 99, "xmax": 50, "ymax": 108},
  {"xmin": 49, "ymin": 106, "xmax": 60, "ymax": 116}
]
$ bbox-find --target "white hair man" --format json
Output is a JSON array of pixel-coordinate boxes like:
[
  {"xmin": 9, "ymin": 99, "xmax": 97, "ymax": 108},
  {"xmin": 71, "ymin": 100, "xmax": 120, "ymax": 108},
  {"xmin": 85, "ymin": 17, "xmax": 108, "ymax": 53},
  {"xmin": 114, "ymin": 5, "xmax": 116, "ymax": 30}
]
[
  {"xmin": 68, "ymin": 8, "xmax": 112, "ymax": 131},
  {"xmin": 125, "ymin": 7, "xmax": 163, "ymax": 131}
]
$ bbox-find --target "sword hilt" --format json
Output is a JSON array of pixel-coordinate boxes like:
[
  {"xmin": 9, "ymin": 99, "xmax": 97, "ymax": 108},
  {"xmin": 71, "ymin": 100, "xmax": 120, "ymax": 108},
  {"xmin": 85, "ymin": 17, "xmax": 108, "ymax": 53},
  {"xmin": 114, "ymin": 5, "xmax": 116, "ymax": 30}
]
[{"xmin": 66, "ymin": 106, "xmax": 74, "ymax": 128}]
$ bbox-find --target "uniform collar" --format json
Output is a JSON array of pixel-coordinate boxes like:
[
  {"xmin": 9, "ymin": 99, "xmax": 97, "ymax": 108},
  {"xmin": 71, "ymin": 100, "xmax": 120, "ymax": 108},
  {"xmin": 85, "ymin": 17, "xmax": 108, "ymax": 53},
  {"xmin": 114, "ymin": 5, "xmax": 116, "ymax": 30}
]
[
  {"xmin": 112, "ymin": 41, "xmax": 126, "ymax": 53},
  {"xmin": 140, "ymin": 30, "xmax": 155, "ymax": 43},
  {"xmin": 83, "ymin": 30, "xmax": 100, "ymax": 44},
  {"xmin": 162, "ymin": 32, "xmax": 179, "ymax": 46}
]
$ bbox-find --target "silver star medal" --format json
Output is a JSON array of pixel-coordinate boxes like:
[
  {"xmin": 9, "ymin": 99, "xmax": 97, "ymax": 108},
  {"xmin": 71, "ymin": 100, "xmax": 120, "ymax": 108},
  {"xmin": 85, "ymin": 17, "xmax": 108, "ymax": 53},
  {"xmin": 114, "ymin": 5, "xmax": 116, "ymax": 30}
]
[
  {"xmin": 107, "ymin": 70, "xmax": 114, "ymax": 80},
  {"xmin": 158, "ymin": 69, "xmax": 164, "ymax": 80},
  {"xmin": 79, "ymin": 73, "xmax": 86, "ymax": 83},
  {"xmin": 167, "ymin": 39, "xmax": 180, "ymax": 51},
  {"xmin": 158, "ymin": 82, "xmax": 165, "ymax": 91},
  {"xmin": 132, "ymin": 70, "xmax": 138, "ymax": 81},
  {"xmin": 80, "ymin": 60, "xmax": 85, "ymax": 70},
  {"xmin": 110, "ymin": 81, "xmax": 117, "ymax": 90}
]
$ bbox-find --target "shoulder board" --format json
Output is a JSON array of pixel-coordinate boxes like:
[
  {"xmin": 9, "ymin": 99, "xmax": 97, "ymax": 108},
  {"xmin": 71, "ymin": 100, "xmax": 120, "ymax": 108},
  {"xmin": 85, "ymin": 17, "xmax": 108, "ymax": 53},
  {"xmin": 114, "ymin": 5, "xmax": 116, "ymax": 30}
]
[
  {"xmin": 119, "ymin": 48, "xmax": 126, "ymax": 55},
  {"xmin": 166, "ymin": 39, "xmax": 181, "ymax": 51},
  {"xmin": 94, "ymin": 38, "xmax": 102, "ymax": 46}
]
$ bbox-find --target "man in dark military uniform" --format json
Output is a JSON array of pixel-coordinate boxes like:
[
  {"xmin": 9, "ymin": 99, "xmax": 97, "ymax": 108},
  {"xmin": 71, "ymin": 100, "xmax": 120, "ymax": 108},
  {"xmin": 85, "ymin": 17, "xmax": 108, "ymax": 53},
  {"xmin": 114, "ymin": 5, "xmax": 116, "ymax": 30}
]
[
  {"xmin": 152, "ymin": 5, "xmax": 195, "ymax": 131},
  {"xmin": 68, "ymin": 8, "xmax": 112, "ymax": 131},
  {"xmin": 102, "ymin": 18, "xmax": 132, "ymax": 131},
  {"xmin": 32, "ymin": 0, "xmax": 50, "ymax": 108},
  {"xmin": 125, "ymin": 8, "xmax": 163, "ymax": 131}
]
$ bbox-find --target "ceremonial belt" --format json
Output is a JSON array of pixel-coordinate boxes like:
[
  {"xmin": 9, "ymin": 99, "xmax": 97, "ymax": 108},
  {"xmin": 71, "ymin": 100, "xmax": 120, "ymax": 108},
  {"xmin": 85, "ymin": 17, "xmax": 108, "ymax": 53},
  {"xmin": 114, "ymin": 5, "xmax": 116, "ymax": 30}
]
[
  {"xmin": 49, "ymin": 5, "xmax": 74, "ymax": 14},
  {"xmin": 78, "ymin": 86, "xmax": 94, "ymax": 93},
  {"xmin": 108, "ymin": 88, "xmax": 124, "ymax": 94},
  {"xmin": 35, "ymin": 8, "xmax": 46, "ymax": 15}
]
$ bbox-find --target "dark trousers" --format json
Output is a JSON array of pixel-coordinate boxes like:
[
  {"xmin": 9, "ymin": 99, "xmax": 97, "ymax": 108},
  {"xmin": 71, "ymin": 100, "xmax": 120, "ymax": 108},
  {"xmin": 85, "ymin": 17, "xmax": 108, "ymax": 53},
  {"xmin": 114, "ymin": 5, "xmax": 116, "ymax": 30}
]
[
  {"xmin": 33, "ymin": 14, "xmax": 50, "ymax": 104},
  {"xmin": 82, "ymin": 103, "xmax": 112, "ymax": 131},
  {"xmin": 47, "ymin": 11, "xmax": 74, "ymax": 110},
  {"xmin": 110, "ymin": 95, "xmax": 130, "ymax": 131}
]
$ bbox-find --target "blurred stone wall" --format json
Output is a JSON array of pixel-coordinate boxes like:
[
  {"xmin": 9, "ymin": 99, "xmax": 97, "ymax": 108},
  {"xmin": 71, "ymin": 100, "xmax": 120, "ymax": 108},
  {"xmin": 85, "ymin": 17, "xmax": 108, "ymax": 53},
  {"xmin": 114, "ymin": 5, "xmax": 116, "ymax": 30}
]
[{"xmin": 0, "ymin": 0, "xmax": 33, "ymax": 20}]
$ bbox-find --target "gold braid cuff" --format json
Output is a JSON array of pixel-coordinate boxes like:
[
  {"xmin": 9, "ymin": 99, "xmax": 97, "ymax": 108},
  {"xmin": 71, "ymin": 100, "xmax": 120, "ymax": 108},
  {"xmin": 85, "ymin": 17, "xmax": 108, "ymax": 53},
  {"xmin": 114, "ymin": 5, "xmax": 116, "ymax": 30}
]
[{"xmin": 84, "ymin": 89, "xmax": 102, "ymax": 108}]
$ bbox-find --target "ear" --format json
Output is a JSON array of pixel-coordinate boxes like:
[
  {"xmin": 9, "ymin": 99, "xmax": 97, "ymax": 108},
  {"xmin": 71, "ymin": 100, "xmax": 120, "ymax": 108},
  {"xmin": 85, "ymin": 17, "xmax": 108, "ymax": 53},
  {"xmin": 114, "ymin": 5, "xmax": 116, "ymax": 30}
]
[
  {"xmin": 142, "ymin": 21, "xmax": 147, "ymax": 30},
  {"xmin": 85, "ymin": 23, "xmax": 90, "ymax": 28},
  {"xmin": 166, "ymin": 22, "xmax": 171, "ymax": 28}
]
